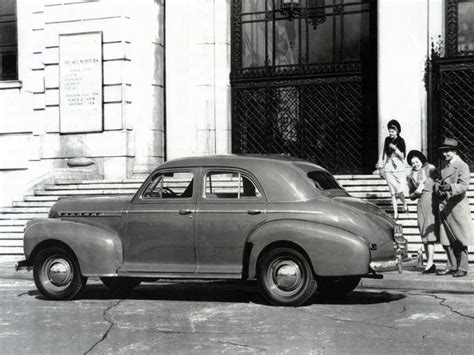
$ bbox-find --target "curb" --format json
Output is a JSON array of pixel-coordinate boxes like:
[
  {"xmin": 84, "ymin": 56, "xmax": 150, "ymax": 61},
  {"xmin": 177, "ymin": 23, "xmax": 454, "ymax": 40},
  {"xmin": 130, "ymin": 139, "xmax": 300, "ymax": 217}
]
[{"xmin": 359, "ymin": 270, "xmax": 474, "ymax": 293}]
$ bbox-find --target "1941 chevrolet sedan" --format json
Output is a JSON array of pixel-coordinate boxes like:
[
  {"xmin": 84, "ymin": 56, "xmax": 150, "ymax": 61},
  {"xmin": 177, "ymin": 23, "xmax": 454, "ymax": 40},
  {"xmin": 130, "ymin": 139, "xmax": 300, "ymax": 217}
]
[{"xmin": 16, "ymin": 155, "xmax": 407, "ymax": 306}]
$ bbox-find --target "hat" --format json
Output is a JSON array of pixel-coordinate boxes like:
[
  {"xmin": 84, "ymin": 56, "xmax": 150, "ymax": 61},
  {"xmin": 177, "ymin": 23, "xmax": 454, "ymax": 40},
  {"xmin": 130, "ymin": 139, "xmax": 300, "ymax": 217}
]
[
  {"xmin": 407, "ymin": 150, "xmax": 427, "ymax": 165},
  {"xmin": 387, "ymin": 119, "xmax": 401, "ymax": 133},
  {"xmin": 438, "ymin": 137, "xmax": 458, "ymax": 150}
]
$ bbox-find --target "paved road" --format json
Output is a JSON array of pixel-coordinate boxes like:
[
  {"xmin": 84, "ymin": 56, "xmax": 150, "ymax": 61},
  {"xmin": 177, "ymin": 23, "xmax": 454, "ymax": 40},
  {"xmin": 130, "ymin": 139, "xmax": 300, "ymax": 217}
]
[{"xmin": 0, "ymin": 278, "xmax": 473, "ymax": 354}]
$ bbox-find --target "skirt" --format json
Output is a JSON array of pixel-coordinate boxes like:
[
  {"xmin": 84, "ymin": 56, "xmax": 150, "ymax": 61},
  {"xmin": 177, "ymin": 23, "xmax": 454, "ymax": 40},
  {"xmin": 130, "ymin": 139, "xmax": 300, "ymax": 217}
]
[
  {"xmin": 384, "ymin": 157, "xmax": 407, "ymax": 195},
  {"xmin": 385, "ymin": 170, "xmax": 407, "ymax": 195},
  {"xmin": 417, "ymin": 192, "xmax": 438, "ymax": 243}
]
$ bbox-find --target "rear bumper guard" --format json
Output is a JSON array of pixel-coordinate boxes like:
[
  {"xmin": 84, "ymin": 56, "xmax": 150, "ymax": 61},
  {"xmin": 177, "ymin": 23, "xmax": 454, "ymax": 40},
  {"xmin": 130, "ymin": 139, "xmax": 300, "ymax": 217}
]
[
  {"xmin": 370, "ymin": 256, "xmax": 417, "ymax": 274},
  {"xmin": 15, "ymin": 260, "xmax": 32, "ymax": 272}
]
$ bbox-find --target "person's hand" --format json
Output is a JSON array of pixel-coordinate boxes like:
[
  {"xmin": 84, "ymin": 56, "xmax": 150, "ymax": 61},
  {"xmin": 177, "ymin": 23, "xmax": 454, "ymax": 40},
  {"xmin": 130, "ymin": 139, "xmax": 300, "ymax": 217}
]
[
  {"xmin": 437, "ymin": 190, "xmax": 448, "ymax": 200},
  {"xmin": 438, "ymin": 183, "xmax": 451, "ymax": 192},
  {"xmin": 388, "ymin": 143, "xmax": 397, "ymax": 150},
  {"xmin": 409, "ymin": 192, "xmax": 421, "ymax": 200}
]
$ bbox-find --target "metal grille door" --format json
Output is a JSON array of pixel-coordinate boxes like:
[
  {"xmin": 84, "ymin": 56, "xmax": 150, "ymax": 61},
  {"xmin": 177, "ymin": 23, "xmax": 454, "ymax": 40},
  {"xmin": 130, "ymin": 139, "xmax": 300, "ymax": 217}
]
[
  {"xmin": 439, "ymin": 62, "xmax": 474, "ymax": 167},
  {"xmin": 231, "ymin": 0, "xmax": 377, "ymax": 174},
  {"xmin": 232, "ymin": 76, "xmax": 365, "ymax": 174},
  {"xmin": 428, "ymin": 58, "xmax": 474, "ymax": 169}
]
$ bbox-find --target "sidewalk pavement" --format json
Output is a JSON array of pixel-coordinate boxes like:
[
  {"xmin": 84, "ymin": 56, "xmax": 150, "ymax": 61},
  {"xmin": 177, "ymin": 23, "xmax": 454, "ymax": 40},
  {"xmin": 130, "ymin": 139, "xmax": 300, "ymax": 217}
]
[{"xmin": 1, "ymin": 256, "xmax": 473, "ymax": 293}]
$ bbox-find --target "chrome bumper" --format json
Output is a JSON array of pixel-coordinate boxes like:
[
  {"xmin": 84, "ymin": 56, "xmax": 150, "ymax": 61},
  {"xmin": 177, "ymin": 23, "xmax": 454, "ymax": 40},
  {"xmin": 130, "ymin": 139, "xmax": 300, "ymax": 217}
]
[
  {"xmin": 370, "ymin": 256, "xmax": 417, "ymax": 274},
  {"xmin": 370, "ymin": 258, "xmax": 402, "ymax": 273}
]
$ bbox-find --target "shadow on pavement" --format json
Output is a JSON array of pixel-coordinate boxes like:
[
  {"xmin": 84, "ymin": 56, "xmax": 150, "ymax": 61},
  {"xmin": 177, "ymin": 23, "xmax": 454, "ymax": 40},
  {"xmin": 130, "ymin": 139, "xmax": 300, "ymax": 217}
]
[{"xmin": 24, "ymin": 280, "xmax": 406, "ymax": 306}]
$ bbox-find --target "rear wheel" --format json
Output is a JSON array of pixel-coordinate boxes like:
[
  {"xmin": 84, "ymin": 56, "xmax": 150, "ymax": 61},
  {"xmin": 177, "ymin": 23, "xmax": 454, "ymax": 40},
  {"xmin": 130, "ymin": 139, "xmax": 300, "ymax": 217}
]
[
  {"xmin": 100, "ymin": 277, "xmax": 141, "ymax": 293},
  {"xmin": 33, "ymin": 247, "xmax": 87, "ymax": 300},
  {"xmin": 257, "ymin": 247, "xmax": 317, "ymax": 306},
  {"xmin": 317, "ymin": 276, "xmax": 361, "ymax": 297}
]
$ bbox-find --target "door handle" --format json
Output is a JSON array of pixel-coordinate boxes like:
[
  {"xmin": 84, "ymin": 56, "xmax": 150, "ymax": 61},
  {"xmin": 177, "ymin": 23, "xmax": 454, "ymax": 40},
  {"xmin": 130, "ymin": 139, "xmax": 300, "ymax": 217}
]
[
  {"xmin": 247, "ymin": 209, "xmax": 262, "ymax": 215},
  {"xmin": 179, "ymin": 209, "xmax": 193, "ymax": 215}
]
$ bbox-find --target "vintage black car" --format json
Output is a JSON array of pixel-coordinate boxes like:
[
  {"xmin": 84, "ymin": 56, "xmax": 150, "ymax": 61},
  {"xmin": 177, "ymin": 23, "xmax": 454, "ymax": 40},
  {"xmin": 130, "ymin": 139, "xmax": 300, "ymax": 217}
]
[{"xmin": 17, "ymin": 155, "xmax": 407, "ymax": 306}]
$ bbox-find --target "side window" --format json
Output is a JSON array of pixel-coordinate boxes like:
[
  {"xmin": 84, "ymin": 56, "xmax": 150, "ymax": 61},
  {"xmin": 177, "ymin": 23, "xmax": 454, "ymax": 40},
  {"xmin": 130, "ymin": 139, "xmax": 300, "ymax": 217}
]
[
  {"xmin": 143, "ymin": 171, "xmax": 194, "ymax": 199},
  {"xmin": 205, "ymin": 171, "xmax": 261, "ymax": 199},
  {"xmin": 0, "ymin": 0, "xmax": 18, "ymax": 81}
]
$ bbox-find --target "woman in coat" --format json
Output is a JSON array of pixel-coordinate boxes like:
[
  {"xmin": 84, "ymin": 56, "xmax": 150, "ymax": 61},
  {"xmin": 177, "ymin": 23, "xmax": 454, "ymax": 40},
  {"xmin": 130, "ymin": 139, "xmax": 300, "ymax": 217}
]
[
  {"xmin": 378, "ymin": 119, "xmax": 408, "ymax": 219},
  {"xmin": 407, "ymin": 150, "xmax": 440, "ymax": 274}
]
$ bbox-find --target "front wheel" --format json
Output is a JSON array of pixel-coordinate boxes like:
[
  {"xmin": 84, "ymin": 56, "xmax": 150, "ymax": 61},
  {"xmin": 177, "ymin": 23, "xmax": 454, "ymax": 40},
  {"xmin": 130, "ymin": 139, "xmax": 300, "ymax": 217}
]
[
  {"xmin": 257, "ymin": 247, "xmax": 317, "ymax": 306},
  {"xmin": 100, "ymin": 277, "xmax": 142, "ymax": 293},
  {"xmin": 33, "ymin": 247, "xmax": 87, "ymax": 300}
]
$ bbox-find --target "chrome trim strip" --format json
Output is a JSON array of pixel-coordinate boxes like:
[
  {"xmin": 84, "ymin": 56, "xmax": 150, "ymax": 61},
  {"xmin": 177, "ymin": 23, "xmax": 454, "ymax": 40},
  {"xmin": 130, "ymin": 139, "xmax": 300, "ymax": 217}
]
[
  {"xmin": 267, "ymin": 210, "xmax": 323, "ymax": 215},
  {"xmin": 127, "ymin": 210, "xmax": 190, "ymax": 214},
  {"xmin": 58, "ymin": 211, "xmax": 122, "ymax": 217},
  {"xmin": 197, "ymin": 210, "xmax": 257, "ymax": 213},
  {"xmin": 127, "ymin": 209, "xmax": 323, "ymax": 214}
]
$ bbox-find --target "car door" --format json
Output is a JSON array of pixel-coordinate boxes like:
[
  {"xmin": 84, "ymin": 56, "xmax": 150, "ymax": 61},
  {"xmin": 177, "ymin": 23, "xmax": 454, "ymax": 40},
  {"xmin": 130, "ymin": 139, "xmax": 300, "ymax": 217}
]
[
  {"xmin": 121, "ymin": 168, "xmax": 197, "ymax": 274},
  {"xmin": 196, "ymin": 169, "xmax": 266, "ymax": 275}
]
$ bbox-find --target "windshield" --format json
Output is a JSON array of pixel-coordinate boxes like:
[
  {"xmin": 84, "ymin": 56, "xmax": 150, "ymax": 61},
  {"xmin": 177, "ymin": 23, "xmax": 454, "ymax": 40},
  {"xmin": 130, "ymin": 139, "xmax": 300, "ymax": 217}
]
[{"xmin": 307, "ymin": 171, "xmax": 344, "ymax": 191}]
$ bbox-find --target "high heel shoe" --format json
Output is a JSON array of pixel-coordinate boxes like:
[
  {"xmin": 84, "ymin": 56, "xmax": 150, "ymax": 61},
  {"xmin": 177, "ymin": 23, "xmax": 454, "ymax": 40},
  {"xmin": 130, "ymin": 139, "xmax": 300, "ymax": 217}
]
[{"xmin": 421, "ymin": 264, "xmax": 436, "ymax": 274}]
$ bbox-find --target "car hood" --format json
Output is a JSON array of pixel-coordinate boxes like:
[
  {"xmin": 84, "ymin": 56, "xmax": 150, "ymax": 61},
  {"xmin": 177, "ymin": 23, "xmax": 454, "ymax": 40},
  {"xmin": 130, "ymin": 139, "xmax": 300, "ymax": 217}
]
[{"xmin": 49, "ymin": 195, "xmax": 133, "ymax": 218}]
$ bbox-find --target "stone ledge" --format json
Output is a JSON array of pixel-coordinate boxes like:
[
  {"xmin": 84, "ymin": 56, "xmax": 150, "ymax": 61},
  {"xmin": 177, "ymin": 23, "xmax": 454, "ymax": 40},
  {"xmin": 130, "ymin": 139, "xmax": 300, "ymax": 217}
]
[{"xmin": 0, "ymin": 81, "xmax": 22, "ymax": 90}]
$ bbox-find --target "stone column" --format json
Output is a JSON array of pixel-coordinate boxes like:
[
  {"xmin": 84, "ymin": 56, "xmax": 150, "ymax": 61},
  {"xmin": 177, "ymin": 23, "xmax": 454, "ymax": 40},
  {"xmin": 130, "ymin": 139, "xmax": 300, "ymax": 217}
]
[
  {"xmin": 377, "ymin": 0, "xmax": 430, "ymax": 165},
  {"xmin": 166, "ymin": 0, "xmax": 231, "ymax": 160},
  {"xmin": 424, "ymin": 0, "xmax": 444, "ymax": 153},
  {"xmin": 131, "ymin": 0, "xmax": 165, "ymax": 175}
]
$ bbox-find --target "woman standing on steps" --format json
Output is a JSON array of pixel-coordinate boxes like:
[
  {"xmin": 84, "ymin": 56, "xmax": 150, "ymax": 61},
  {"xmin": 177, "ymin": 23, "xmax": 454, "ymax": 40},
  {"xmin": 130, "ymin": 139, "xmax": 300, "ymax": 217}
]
[
  {"xmin": 407, "ymin": 150, "xmax": 440, "ymax": 274},
  {"xmin": 377, "ymin": 119, "xmax": 408, "ymax": 219}
]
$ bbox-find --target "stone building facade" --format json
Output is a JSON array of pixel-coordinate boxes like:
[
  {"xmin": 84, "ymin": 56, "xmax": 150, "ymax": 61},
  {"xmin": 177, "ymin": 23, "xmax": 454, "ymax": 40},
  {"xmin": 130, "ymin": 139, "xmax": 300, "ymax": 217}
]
[{"xmin": 1, "ymin": 0, "xmax": 473, "ymax": 206}]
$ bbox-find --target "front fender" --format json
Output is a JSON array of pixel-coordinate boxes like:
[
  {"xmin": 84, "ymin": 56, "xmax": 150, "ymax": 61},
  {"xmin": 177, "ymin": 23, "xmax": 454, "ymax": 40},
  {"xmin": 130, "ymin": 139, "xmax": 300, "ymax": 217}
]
[
  {"xmin": 24, "ymin": 219, "xmax": 123, "ymax": 276},
  {"xmin": 247, "ymin": 219, "xmax": 370, "ymax": 278}
]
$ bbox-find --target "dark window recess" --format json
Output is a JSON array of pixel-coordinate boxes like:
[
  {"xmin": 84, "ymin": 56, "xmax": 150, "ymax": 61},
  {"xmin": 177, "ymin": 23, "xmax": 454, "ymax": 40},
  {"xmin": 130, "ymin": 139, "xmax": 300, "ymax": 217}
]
[{"xmin": 0, "ymin": 0, "xmax": 18, "ymax": 81}]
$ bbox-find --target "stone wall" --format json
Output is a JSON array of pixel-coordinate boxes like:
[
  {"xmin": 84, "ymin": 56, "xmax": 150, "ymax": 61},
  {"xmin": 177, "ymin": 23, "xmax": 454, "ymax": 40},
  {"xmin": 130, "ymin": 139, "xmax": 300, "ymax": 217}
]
[{"xmin": 0, "ymin": 0, "xmax": 165, "ymax": 205}]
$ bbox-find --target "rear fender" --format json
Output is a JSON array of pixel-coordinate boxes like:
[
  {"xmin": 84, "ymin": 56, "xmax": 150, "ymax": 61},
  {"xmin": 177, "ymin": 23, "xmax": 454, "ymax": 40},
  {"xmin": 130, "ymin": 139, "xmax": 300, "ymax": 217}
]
[
  {"xmin": 247, "ymin": 220, "xmax": 370, "ymax": 278},
  {"xmin": 24, "ymin": 219, "xmax": 123, "ymax": 276}
]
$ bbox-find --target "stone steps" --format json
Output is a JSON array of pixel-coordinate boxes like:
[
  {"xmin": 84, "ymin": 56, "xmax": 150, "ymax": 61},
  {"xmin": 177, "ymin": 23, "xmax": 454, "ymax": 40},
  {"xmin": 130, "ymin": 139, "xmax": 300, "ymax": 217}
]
[{"xmin": 1, "ymin": 174, "xmax": 473, "ymax": 263}]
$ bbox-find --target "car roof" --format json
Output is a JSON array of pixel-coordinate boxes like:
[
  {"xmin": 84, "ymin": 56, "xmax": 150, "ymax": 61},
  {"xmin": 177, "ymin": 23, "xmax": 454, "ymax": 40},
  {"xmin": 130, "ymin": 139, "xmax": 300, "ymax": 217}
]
[
  {"xmin": 159, "ymin": 154, "xmax": 306, "ymax": 166},
  {"xmin": 155, "ymin": 155, "xmax": 327, "ymax": 202}
]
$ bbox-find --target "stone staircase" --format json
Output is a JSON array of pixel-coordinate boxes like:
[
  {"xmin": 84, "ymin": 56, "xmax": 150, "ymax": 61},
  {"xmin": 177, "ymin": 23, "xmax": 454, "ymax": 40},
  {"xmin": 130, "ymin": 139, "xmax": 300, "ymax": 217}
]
[{"xmin": 1, "ymin": 175, "xmax": 473, "ymax": 263}]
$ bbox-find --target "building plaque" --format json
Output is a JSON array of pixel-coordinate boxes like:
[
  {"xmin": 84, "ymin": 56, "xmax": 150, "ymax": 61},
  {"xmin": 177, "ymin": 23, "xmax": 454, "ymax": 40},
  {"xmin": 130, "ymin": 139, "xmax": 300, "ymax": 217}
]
[{"xmin": 59, "ymin": 32, "xmax": 103, "ymax": 133}]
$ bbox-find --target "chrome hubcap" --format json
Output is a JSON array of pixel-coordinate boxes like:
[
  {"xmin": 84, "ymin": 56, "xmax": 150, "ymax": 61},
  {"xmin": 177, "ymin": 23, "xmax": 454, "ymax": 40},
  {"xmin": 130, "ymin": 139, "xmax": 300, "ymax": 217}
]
[
  {"xmin": 270, "ymin": 259, "xmax": 303, "ymax": 293},
  {"xmin": 45, "ymin": 258, "xmax": 72, "ymax": 287}
]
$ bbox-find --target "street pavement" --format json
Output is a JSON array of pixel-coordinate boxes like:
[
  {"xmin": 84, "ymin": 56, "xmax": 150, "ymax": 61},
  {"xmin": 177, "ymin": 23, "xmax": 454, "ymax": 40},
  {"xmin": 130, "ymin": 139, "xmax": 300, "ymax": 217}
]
[
  {"xmin": 0, "ymin": 256, "xmax": 473, "ymax": 354},
  {"xmin": 0, "ymin": 272, "xmax": 473, "ymax": 354}
]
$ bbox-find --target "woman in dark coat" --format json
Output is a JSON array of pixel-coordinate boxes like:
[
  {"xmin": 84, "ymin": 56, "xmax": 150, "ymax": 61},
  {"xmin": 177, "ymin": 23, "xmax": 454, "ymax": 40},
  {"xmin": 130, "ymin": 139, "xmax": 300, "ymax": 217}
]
[
  {"xmin": 407, "ymin": 150, "xmax": 440, "ymax": 274},
  {"xmin": 378, "ymin": 119, "xmax": 408, "ymax": 219}
]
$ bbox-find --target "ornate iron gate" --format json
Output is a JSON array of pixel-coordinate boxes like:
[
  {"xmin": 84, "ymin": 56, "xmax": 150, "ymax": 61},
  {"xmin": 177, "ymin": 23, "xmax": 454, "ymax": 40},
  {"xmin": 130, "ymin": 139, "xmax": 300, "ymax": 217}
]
[
  {"xmin": 427, "ymin": 1, "xmax": 474, "ymax": 169},
  {"xmin": 232, "ymin": 76, "xmax": 366, "ymax": 173},
  {"xmin": 231, "ymin": 0, "xmax": 377, "ymax": 174},
  {"xmin": 429, "ymin": 59, "xmax": 474, "ymax": 168}
]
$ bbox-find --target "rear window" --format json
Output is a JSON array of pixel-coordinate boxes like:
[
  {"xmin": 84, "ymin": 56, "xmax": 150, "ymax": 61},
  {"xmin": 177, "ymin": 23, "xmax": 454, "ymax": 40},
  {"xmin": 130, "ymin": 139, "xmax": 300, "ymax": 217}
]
[{"xmin": 307, "ymin": 171, "xmax": 343, "ymax": 190}]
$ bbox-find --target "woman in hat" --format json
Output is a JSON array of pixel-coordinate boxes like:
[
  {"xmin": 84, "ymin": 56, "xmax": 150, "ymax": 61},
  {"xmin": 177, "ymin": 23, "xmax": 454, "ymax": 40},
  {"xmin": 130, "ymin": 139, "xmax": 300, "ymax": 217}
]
[
  {"xmin": 378, "ymin": 119, "xmax": 408, "ymax": 219},
  {"xmin": 407, "ymin": 150, "xmax": 440, "ymax": 274}
]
